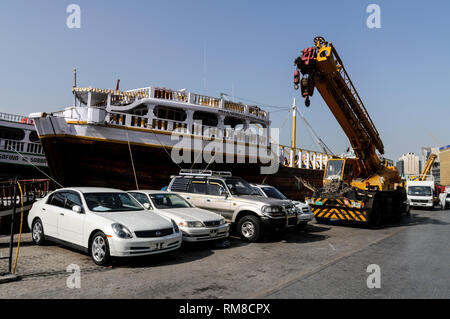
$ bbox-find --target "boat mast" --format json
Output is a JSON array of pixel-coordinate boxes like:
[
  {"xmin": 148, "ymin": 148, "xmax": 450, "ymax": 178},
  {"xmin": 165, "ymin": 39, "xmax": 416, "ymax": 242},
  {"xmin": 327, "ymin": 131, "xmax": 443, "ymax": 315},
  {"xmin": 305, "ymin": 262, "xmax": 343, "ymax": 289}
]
[
  {"xmin": 290, "ymin": 98, "xmax": 297, "ymax": 167},
  {"xmin": 73, "ymin": 68, "xmax": 77, "ymax": 106}
]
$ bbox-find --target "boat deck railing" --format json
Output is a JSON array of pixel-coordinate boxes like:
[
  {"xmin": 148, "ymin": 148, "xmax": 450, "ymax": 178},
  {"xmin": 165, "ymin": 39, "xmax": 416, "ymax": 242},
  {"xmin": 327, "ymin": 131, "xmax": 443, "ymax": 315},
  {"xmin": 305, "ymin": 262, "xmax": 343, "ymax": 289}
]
[
  {"xmin": 279, "ymin": 145, "xmax": 330, "ymax": 170},
  {"xmin": 0, "ymin": 138, "xmax": 44, "ymax": 155},
  {"xmin": 108, "ymin": 111, "xmax": 269, "ymax": 146},
  {"xmin": 0, "ymin": 112, "xmax": 33, "ymax": 125}
]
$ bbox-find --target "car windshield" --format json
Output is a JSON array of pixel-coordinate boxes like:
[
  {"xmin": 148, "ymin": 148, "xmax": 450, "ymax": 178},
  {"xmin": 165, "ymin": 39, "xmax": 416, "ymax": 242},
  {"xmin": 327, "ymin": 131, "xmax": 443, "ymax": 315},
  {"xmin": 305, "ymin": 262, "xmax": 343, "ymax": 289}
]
[
  {"xmin": 225, "ymin": 178, "xmax": 258, "ymax": 195},
  {"xmin": 408, "ymin": 186, "xmax": 432, "ymax": 196},
  {"xmin": 261, "ymin": 186, "xmax": 287, "ymax": 200},
  {"xmin": 149, "ymin": 193, "xmax": 192, "ymax": 209},
  {"xmin": 84, "ymin": 192, "xmax": 144, "ymax": 212},
  {"xmin": 252, "ymin": 186, "xmax": 265, "ymax": 196}
]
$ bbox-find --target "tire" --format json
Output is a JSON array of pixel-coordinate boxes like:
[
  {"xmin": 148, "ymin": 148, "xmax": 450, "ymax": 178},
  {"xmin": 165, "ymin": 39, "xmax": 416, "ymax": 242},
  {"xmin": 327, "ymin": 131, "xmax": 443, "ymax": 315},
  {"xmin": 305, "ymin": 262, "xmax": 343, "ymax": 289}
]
[
  {"xmin": 237, "ymin": 215, "xmax": 261, "ymax": 242},
  {"xmin": 90, "ymin": 231, "xmax": 111, "ymax": 266},
  {"xmin": 31, "ymin": 218, "xmax": 45, "ymax": 245}
]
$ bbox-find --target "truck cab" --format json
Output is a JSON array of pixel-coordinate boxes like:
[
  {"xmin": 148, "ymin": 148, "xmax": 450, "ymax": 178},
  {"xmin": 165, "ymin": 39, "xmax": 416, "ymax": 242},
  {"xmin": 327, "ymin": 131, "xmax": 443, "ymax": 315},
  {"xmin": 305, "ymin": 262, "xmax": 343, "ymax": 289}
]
[{"xmin": 406, "ymin": 179, "xmax": 435, "ymax": 210}]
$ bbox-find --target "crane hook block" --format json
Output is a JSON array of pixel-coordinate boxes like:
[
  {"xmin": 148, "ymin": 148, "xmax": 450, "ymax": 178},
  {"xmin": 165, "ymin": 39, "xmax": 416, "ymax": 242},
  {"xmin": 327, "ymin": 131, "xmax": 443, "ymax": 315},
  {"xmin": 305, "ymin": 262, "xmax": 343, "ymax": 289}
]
[{"xmin": 294, "ymin": 70, "xmax": 300, "ymax": 90}]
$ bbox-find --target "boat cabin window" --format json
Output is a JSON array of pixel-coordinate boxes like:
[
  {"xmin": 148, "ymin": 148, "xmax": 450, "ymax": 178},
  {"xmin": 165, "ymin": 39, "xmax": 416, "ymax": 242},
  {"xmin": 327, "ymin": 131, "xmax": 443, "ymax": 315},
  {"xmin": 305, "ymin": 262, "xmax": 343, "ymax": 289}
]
[
  {"xmin": 224, "ymin": 116, "xmax": 245, "ymax": 129},
  {"xmin": 325, "ymin": 160, "xmax": 344, "ymax": 181},
  {"xmin": 0, "ymin": 126, "xmax": 25, "ymax": 141},
  {"xmin": 193, "ymin": 111, "xmax": 218, "ymax": 127},
  {"xmin": 154, "ymin": 106, "xmax": 187, "ymax": 122},
  {"xmin": 29, "ymin": 131, "xmax": 40, "ymax": 142},
  {"xmin": 132, "ymin": 105, "xmax": 148, "ymax": 117}
]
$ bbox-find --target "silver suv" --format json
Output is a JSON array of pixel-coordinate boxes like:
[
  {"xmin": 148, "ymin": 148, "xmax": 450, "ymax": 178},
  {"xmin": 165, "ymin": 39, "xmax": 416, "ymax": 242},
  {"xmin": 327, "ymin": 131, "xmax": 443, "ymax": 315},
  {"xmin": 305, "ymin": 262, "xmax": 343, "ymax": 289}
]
[{"xmin": 167, "ymin": 170, "xmax": 297, "ymax": 242}]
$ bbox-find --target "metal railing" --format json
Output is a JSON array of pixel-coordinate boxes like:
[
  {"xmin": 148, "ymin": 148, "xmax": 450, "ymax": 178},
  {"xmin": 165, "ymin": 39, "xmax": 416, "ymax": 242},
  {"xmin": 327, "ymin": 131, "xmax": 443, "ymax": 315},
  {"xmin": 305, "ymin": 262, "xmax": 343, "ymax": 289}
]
[
  {"xmin": 279, "ymin": 145, "xmax": 330, "ymax": 170},
  {"xmin": 0, "ymin": 112, "xmax": 33, "ymax": 125},
  {"xmin": 0, "ymin": 179, "xmax": 51, "ymax": 215},
  {"xmin": 0, "ymin": 139, "xmax": 44, "ymax": 155},
  {"xmin": 107, "ymin": 111, "xmax": 268, "ymax": 146}
]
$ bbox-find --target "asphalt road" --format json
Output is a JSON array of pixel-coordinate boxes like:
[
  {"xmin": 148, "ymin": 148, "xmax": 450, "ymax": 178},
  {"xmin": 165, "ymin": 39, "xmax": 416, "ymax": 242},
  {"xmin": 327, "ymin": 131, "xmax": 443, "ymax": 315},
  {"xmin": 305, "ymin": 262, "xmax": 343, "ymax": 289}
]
[
  {"xmin": 267, "ymin": 208, "xmax": 450, "ymax": 298},
  {"xmin": 0, "ymin": 208, "xmax": 448, "ymax": 298}
]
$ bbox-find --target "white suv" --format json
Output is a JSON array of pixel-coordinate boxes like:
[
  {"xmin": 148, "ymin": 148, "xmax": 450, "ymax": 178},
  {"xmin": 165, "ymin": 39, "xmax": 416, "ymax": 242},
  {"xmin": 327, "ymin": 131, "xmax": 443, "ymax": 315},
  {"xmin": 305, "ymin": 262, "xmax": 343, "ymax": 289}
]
[{"xmin": 28, "ymin": 187, "xmax": 182, "ymax": 265}]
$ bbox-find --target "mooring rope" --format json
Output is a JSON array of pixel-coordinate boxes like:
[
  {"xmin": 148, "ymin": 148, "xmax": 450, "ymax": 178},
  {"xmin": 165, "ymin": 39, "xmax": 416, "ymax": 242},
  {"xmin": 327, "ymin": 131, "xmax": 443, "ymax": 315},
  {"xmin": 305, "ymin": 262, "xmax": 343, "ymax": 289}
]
[{"xmin": 125, "ymin": 128, "xmax": 139, "ymax": 190}]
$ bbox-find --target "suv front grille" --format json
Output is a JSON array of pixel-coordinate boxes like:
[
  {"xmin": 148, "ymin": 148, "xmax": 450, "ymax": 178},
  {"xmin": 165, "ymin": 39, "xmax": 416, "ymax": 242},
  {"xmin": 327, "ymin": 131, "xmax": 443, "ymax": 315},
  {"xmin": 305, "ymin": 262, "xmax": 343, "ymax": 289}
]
[
  {"xmin": 204, "ymin": 220, "xmax": 221, "ymax": 227},
  {"xmin": 135, "ymin": 228, "xmax": 173, "ymax": 238}
]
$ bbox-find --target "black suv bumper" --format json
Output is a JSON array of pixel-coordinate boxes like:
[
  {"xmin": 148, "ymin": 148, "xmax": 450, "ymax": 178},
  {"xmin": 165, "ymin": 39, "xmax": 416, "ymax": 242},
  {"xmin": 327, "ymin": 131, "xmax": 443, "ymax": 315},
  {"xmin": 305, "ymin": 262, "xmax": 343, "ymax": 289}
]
[{"xmin": 260, "ymin": 215, "xmax": 297, "ymax": 231}]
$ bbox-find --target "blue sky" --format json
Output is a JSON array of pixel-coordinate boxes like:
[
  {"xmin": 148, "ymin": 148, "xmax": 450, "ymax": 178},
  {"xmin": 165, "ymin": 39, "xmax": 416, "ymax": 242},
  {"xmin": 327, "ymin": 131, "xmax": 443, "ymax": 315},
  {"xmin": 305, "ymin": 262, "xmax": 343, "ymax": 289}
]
[{"xmin": 1, "ymin": 0, "xmax": 449, "ymax": 161}]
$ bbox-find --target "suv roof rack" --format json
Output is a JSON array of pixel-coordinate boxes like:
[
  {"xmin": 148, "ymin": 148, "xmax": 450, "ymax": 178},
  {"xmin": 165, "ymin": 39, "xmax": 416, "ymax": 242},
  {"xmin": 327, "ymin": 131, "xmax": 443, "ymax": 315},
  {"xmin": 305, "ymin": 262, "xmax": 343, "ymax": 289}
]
[{"xmin": 179, "ymin": 169, "xmax": 232, "ymax": 177}]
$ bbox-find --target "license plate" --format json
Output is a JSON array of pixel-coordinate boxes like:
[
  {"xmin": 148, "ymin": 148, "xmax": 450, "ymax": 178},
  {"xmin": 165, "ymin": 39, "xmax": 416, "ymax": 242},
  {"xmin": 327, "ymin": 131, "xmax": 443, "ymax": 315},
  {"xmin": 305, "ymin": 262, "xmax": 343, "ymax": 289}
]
[{"xmin": 316, "ymin": 201, "xmax": 323, "ymax": 206}]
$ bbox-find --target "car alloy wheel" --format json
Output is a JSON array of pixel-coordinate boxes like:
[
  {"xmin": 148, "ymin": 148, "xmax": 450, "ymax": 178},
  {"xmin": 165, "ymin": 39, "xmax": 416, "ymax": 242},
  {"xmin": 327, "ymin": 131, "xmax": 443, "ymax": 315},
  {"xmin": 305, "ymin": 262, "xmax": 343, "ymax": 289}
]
[
  {"xmin": 92, "ymin": 235, "xmax": 107, "ymax": 263},
  {"xmin": 32, "ymin": 220, "xmax": 44, "ymax": 244},
  {"xmin": 241, "ymin": 221, "xmax": 255, "ymax": 238}
]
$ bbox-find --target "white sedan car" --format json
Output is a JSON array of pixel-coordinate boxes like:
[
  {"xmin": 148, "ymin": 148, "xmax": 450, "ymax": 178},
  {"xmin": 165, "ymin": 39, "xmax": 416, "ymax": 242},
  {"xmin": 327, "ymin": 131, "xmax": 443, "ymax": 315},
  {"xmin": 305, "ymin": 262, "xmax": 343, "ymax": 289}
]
[
  {"xmin": 28, "ymin": 187, "xmax": 182, "ymax": 266},
  {"xmin": 128, "ymin": 190, "xmax": 229, "ymax": 242}
]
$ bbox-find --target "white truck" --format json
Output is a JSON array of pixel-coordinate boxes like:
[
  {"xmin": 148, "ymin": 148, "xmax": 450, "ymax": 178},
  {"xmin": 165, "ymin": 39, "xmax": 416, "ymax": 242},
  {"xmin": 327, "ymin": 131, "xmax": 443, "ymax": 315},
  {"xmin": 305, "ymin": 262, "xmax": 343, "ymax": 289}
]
[{"xmin": 406, "ymin": 178, "xmax": 435, "ymax": 210}]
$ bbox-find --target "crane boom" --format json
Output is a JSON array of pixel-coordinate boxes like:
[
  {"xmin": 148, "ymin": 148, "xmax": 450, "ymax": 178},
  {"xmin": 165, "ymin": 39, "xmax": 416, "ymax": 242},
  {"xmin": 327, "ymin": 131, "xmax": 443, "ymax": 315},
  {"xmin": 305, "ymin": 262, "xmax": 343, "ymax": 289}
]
[
  {"xmin": 419, "ymin": 153, "xmax": 437, "ymax": 181},
  {"xmin": 294, "ymin": 37, "xmax": 383, "ymax": 177}
]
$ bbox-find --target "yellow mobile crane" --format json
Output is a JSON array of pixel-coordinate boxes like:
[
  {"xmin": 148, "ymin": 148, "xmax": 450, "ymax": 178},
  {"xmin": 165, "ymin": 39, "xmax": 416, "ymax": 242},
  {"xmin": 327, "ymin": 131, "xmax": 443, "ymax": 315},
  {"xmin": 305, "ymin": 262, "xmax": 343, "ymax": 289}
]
[
  {"xmin": 418, "ymin": 153, "xmax": 437, "ymax": 181},
  {"xmin": 293, "ymin": 37, "xmax": 407, "ymax": 226}
]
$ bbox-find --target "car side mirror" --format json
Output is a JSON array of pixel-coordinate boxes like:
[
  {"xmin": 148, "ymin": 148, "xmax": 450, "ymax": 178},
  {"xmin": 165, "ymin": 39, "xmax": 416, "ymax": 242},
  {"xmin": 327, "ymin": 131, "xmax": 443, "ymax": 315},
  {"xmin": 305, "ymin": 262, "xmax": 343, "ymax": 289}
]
[
  {"xmin": 219, "ymin": 188, "xmax": 228, "ymax": 199},
  {"xmin": 72, "ymin": 205, "xmax": 82, "ymax": 214},
  {"xmin": 143, "ymin": 203, "xmax": 151, "ymax": 210}
]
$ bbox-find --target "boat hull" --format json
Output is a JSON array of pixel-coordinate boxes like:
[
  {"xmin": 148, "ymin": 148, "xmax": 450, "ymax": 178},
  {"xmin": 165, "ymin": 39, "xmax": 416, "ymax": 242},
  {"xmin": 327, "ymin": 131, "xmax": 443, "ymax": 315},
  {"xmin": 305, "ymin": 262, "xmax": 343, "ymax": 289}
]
[{"xmin": 40, "ymin": 135, "xmax": 323, "ymax": 200}]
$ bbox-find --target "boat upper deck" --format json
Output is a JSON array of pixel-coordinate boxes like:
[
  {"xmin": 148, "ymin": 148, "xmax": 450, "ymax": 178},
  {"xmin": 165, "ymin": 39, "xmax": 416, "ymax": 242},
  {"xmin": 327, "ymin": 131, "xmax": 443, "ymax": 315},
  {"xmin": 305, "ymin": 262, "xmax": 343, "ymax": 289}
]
[{"xmin": 71, "ymin": 86, "xmax": 270, "ymax": 125}]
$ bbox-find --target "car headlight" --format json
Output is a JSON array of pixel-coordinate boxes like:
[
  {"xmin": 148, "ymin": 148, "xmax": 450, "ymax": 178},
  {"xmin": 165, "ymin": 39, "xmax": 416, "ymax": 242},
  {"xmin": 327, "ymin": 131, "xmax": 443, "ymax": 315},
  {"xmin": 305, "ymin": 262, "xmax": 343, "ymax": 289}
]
[
  {"xmin": 187, "ymin": 222, "xmax": 205, "ymax": 228},
  {"xmin": 219, "ymin": 218, "xmax": 226, "ymax": 225},
  {"xmin": 172, "ymin": 220, "xmax": 180, "ymax": 232},
  {"xmin": 111, "ymin": 223, "xmax": 133, "ymax": 239},
  {"xmin": 262, "ymin": 205, "xmax": 284, "ymax": 217}
]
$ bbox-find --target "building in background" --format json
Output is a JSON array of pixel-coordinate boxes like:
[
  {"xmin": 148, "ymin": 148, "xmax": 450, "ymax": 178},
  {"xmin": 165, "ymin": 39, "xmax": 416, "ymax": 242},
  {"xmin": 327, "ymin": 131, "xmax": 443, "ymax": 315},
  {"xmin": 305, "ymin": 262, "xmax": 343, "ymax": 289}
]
[
  {"xmin": 421, "ymin": 146, "xmax": 440, "ymax": 184},
  {"xmin": 440, "ymin": 145, "xmax": 450, "ymax": 186},
  {"xmin": 396, "ymin": 160, "xmax": 405, "ymax": 177},
  {"xmin": 398, "ymin": 153, "xmax": 421, "ymax": 177}
]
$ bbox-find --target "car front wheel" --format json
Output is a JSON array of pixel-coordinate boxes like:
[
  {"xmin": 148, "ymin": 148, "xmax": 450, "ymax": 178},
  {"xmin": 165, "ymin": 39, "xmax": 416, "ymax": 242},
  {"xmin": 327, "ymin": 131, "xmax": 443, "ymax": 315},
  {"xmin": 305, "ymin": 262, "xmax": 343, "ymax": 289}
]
[
  {"xmin": 237, "ymin": 215, "xmax": 261, "ymax": 242},
  {"xmin": 90, "ymin": 232, "xmax": 111, "ymax": 266},
  {"xmin": 32, "ymin": 218, "xmax": 45, "ymax": 245}
]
